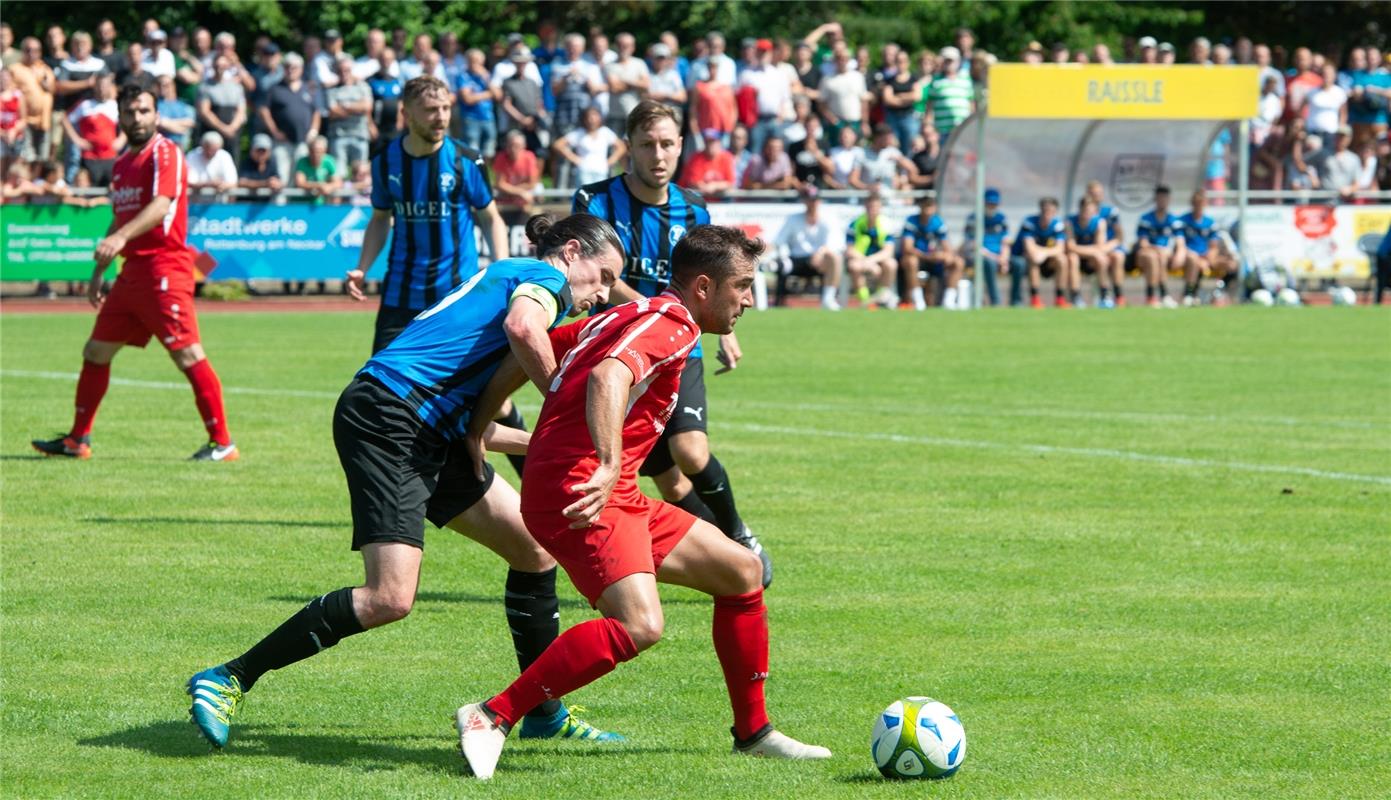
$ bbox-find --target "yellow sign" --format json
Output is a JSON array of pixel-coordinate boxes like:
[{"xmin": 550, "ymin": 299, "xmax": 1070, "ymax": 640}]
[{"xmin": 989, "ymin": 64, "xmax": 1259, "ymax": 120}]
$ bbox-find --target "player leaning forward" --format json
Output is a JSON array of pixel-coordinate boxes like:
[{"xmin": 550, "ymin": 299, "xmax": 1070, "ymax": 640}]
[
  {"xmin": 456, "ymin": 226, "xmax": 831, "ymax": 779},
  {"xmin": 32, "ymin": 84, "xmax": 237, "ymax": 461},
  {"xmin": 186, "ymin": 214, "xmax": 623, "ymax": 747}
]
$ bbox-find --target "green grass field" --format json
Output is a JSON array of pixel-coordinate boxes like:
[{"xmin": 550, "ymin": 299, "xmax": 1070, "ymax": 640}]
[{"xmin": 2, "ymin": 305, "xmax": 1389, "ymax": 799}]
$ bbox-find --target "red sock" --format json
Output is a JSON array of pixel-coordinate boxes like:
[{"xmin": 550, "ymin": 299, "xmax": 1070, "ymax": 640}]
[
  {"xmin": 713, "ymin": 590, "xmax": 771, "ymax": 740},
  {"xmin": 182, "ymin": 359, "xmax": 231, "ymax": 446},
  {"xmin": 71, "ymin": 360, "xmax": 110, "ymax": 438},
  {"xmin": 486, "ymin": 617, "xmax": 637, "ymax": 726}
]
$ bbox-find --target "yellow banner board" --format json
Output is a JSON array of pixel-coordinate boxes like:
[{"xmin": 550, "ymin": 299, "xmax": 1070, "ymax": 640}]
[{"xmin": 989, "ymin": 64, "xmax": 1260, "ymax": 120}]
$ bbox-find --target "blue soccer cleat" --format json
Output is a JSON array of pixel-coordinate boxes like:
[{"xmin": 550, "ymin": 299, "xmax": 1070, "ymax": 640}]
[
  {"xmin": 186, "ymin": 665, "xmax": 244, "ymax": 748},
  {"xmin": 518, "ymin": 704, "xmax": 625, "ymax": 742}
]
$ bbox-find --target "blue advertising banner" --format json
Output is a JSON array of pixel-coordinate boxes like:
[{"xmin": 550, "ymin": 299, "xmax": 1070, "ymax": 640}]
[{"xmin": 187, "ymin": 203, "xmax": 387, "ymax": 280}]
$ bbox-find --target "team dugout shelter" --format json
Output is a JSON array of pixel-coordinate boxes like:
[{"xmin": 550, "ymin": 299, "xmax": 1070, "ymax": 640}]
[{"xmin": 939, "ymin": 64, "xmax": 1261, "ymax": 306}]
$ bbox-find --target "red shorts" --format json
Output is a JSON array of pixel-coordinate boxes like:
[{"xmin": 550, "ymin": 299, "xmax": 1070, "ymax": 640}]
[
  {"xmin": 91, "ymin": 274, "xmax": 201, "ymax": 351},
  {"xmin": 523, "ymin": 495, "xmax": 698, "ymax": 607}
]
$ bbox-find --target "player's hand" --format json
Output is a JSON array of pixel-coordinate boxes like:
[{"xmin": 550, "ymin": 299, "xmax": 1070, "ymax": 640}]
[
  {"xmin": 563, "ymin": 462, "xmax": 619, "ymax": 529},
  {"xmin": 87, "ymin": 278, "xmax": 107, "ymax": 309},
  {"xmin": 463, "ymin": 431, "xmax": 488, "ymax": 482},
  {"xmin": 345, "ymin": 268, "xmax": 367, "ymax": 301},
  {"xmin": 715, "ymin": 333, "xmax": 742, "ymax": 374},
  {"xmin": 94, "ymin": 233, "xmax": 126, "ymax": 269}
]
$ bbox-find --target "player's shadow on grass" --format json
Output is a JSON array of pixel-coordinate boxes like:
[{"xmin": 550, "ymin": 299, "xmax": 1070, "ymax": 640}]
[
  {"xmin": 266, "ymin": 591, "xmax": 709, "ymax": 608},
  {"xmin": 84, "ymin": 516, "xmax": 342, "ymax": 528}
]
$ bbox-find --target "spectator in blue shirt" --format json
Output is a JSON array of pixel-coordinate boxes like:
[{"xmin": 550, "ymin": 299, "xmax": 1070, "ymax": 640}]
[
  {"xmin": 1179, "ymin": 190, "xmax": 1237, "ymax": 305},
  {"xmin": 155, "ymin": 74, "xmax": 196, "ymax": 150},
  {"xmin": 900, "ymin": 194, "xmax": 963, "ymax": 310},
  {"xmin": 1135, "ymin": 184, "xmax": 1186, "ymax": 307},
  {"xmin": 962, "ymin": 186, "xmax": 1010, "ymax": 306},
  {"xmin": 1085, "ymin": 179, "xmax": 1129, "ymax": 306},
  {"xmin": 456, "ymin": 48, "xmax": 497, "ymax": 157},
  {"xmin": 1010, "ymin": 196, "xmax": 1071, "ymax": 307},
  {"xmin": 1066, "ymin": 196, "xmax": 1117, "ymax": 308}
]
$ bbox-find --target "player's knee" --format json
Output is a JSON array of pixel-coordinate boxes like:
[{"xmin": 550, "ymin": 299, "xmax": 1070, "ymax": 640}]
[
  {"xmin": 730, "ymin": 547, "xmax": 763, "ymax": 594},
  {"xmin": 506, "ymin": 541, "xmax": 556, "ymax": 573},
  {"xmin": 669, "ymin": 436, "xmax": 709, "ymax": 474},
  {"xmin": 361, "ymin": 587, "xmax": 414, "ymax": 625},
  {"xmin": 619, "ymin": 610, "xmax": 665, "ymax": 651},
  {"xmin": 81, "ymin": 340, "xmax": 116, "ymax": 364}
]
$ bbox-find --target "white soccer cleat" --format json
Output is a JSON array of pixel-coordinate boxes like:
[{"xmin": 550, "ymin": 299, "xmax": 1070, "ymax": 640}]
[
  {"xmin": 456, "ymin": 703, "xmax": 507, "ymax": 779},
  {"xmin": 733, "ymin": 729, "xmax": 833, "ymax": 760},
  {"xmin": 1161, "ymin": 295, "xmax": 1179, "ymax": 309}
]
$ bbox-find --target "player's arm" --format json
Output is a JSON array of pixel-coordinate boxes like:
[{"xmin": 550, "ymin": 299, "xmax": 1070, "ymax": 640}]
[
  {"xmin": 94, "ymin": 195, "xmax": 172, "ymax": 269},
  {"xmin": 563, "ymin": 357, "xmax": 632, "ymax": 527},
  {"xmin": 473, "ymin": 201, "xmax": 509, "ymax": 263},
  {"xmin": 88, "ymin": 216, "xmax": 121, "ymax": 309},
  {"xmin": 346, "ymin": 208, "xmax": 392, "ymax": 301},
  {"xmin": 463, "ymin": 351, "xmax": 532, "ymax": 480},
  {"xmin": 503, "ymin": 288, "xmax": 562, "ymax": 393}
]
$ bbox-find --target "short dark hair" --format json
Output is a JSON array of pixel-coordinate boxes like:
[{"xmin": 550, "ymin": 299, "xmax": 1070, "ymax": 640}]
[
  {"xmin": 1040, "ymin": 196, "xmax": 1060, "ymax": 209},
  {"xmin": 671, "ymin": 225, "xmax": 764, "ymax": 288},
  {"xmin": 1155, "ymin": 184, "xmax": 1171, "ymax": 196},
  {"xmin": 525, "ymin": 213, "xmax": 625, "ymax": 262},
  {"xmin": 116, "ymin": 82, "xmax": 157, "ymax": 110},
  {"xmin": 626, "ymin": 99, "xmax": 682, "ymax": 140}
]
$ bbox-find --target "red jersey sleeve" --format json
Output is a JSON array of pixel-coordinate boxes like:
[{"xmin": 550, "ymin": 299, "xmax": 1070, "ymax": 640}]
[
  {"xmin": 548, "ymin": 319, "xmax": 588, "ymax": 361},
  {"xmin": 153, "ymin": 138, "xmax": 183, "ymax": 200},
  {"xmin": 606, "ymin": 304, "xmax": 698, "ymax": 384}
]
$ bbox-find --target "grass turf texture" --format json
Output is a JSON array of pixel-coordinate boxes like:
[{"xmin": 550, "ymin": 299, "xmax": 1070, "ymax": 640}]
[{"xmin": 2, "ymin": 305, "xmax": 1389, "ymax": 799}]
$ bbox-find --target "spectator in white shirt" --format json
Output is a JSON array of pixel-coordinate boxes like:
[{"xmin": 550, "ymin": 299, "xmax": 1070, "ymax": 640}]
[
  {"xmin": 353, "ymin": 28, "xmax": 397, "ymax": 81},
  {"xmin": 399, "ymin": 33, "xmax": 445, "ymax": 82},
  {"xmin": 688, "ymin": 31, "xmax": 737, "ymax": 88},
  {"xmin": 739, "ymin": 39, "xmax": 793, "ymax": 154},
  {"xmin": 771, "ymin": 185, "xmax": 842, "ymax": 309},
  {"xmin": 142, "ymin": 29, "xmax": 176, "ymax": 78},
  {"xmin": 553, "ymin": 105, "xmax": 625, "ymax": 187},
  {"xmin": 825, "ymin": 124, "xmax": 863, "ymax": 189},
  {"xmin": 819, "ymin": 48, "xmax": 870, "ymax": 141},
  {"xmin": 187, "ymin": 130, "xmax": 239, "ymax": 197},
  {"xmin": 1305, "ymin": 63, "xmax": 1348, "ymax": 137},
  {"xmin": 310, "ymin": 29, "xmax": 346, "ymax": 89},
  {"xmin": 646, "ymin": 43, "xmax": 686, "ymax": 111}
]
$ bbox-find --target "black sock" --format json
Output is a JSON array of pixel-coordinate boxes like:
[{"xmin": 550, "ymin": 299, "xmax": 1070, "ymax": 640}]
[
  {"xmin": 685, "ymin": 455, "xmax": 743, "ymax": 538},
  {"xmin": 1157, "ymin": 284, "xmax": 1168, "ymax": 298},
  {"xmin": 1146, "ymin": 284, "xmax": 1155, "ymax": 299},
  {"xmin": 495, "ymin": 405, "xmax": 528, "ymax": 476},
  {"xmin": 672, "ymin": 489, "xmax": 719, "ymax": 526},
  {"xmin": 505, "ymin": 568, "xmax": 564, "ymax": 719},
  {"xmin": 225, "ymin": 587, "xmax": 365, "ymax": 690},
  {"xmin": 1100, "ymin": 286, "xmax": 1111, "ymax": 300},
  {"xmin": 1185, "ymin": 281, "xmax": 1198, "ymax": 297},
  {"xmin": 1029, "ymin": 286, "xmax": 1039, "ymax": 298},
  {"xmin": 1055, "ymin": 288, "xmax": 1065, "ymax": 301}
]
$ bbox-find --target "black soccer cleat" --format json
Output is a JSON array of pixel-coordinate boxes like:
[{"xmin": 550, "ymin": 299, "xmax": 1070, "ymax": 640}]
[
  {"xmin": 32, "ymin": 434, "xmax": 92, "ymax": 459},
  {"xmin": 732, "ymin": 523, "xmax": 773, "ymax": 588}
]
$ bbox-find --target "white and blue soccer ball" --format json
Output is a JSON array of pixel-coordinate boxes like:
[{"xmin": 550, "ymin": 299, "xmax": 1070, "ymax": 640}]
[
  {"xmin": 1276, "ymin": 287, "xmax": 1302, "ymax": 306},
  {"xmin": 1330, "ymin": 286, "xmax": 1357, "ymax": 306},
  {"xmin": 1249, "ymin": 288, "xmax": 1275, "ymax": 307},
  {"xmin": 871, "ymin": 696, "xmax": 966, "ymax": 779}
]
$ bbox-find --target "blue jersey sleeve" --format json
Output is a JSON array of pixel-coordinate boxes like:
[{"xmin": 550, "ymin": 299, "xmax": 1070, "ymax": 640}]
[
  {"xmin": 462, "ymin": 154, "xmax": 493, "ymax": 210},
  {"xmin": 573, "ymin": 185, "xmax": 604, "ymax": 216},
  {"xmin": 370, "ymin": 150, "xmax": 391, "ymax": 210}
]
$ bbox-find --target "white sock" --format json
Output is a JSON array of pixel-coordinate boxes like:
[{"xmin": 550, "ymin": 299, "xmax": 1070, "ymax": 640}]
[
  {"xmin": 942, "ymin": 287, "xmax": 957, "ymax": 308},
  {"xmin": 910, "ymin": 287, "xmax": 925, "ymax": 305},
  {"xmin": 821, "ymin": 285, "xmax": 837, "ymax": 303}
]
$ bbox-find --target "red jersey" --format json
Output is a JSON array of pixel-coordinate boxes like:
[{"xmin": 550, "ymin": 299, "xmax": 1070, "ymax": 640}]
[
  {"xmin": 521, "ymin": 294, "xmax": 700, "ymax": 513},
  {"xmin": 68, "ymin": 99, "xmax": 120, "ymax": 160},
  {"xmin": 109, "ymin": 133, "xmax": 193, "ymax": 274}
]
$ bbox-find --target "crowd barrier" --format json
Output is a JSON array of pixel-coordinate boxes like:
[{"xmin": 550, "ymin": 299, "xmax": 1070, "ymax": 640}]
[{"xmin": 2, "ymin": 199, "xmax": 1387, "ymax": 282}]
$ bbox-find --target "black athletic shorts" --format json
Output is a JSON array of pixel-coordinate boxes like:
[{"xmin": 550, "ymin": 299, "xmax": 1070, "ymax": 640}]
[
  {"xmin": 638, "ymin": 356, "xmax": 707, "ymax": 477},
  {"xmin": 333, "ymin": 375, "xmax": 495, "ymax": 550},
  {"xmin": 788, "ymin": 256, "xmax": 820, "ymax": 278},
  {"xmin": 372, "ymin": 304, "xmax": 422, "ymax": 354}
]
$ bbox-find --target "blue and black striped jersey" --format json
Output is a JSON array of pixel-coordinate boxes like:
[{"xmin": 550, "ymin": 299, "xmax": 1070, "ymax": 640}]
[
  {"xmin": 1068, "ymin": 213, "xmax": 1103, "ymax": 246},
  {"xmin": 360, "ymin": 258, "xmax": 572, "ymax": 439},
  {"xmin": 371, "ymin": 137, "xmax": 495, "ymax": 311}
]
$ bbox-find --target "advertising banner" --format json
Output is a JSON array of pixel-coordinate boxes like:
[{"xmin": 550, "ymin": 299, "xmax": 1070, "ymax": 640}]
[
  {"xmin": 989, "ymin": 65, "xmax": 1260, "ymax": 121},
  {"xmin": 1, "ymin": 205, "xmax": 117, "ymax": 281}
]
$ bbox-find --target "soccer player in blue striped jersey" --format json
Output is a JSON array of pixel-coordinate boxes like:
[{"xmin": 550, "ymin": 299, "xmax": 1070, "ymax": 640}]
[
  {"xmin": 901, "ymin": 194, "xmax": 964, "ymax": 309},
  {"xmin": 1085, "ymin": 180, "xmax": 1129, "ymax": 306},
  {"xmin": 1010, "ymin": 197, "xmax": 1071, "ymax": 308},
  {"xmin": 1135, "ymin": 184, "xmax": 1186, "ymax": 307},
  {"xmin": 187, "ymin": 215, "xmax": 625, "ymax": 750},
  {"xmin": 571, "ymin": 100, "xmax": 771, "ymax": 587},
  {"xmin": 1178, "ymin": 190, "xmax": 1237, "ymax": 306},
  {"xmin": 1066, "ymin": 196, "xmax": 1117, "ymax": 308}
]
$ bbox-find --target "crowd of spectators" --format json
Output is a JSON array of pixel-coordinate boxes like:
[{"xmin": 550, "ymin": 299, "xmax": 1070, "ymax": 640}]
[{"xmin": 1, "ymin": 17, "xmax": 1390, "ymax": 209}]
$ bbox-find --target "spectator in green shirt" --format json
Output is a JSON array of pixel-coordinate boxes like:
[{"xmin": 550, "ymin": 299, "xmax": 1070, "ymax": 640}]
[
  {"xmin": 294, "ymin": 134, "xmax": 340, "ymax": 204},
  {"xmin": 922, "ymin": 46, "xmax": 974, "ymax": 139}
]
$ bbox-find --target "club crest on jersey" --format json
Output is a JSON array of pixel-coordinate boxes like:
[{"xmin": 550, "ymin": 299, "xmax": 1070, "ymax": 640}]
[
  {"xmin": 110, "ymin": 186, "xmax": 143, "ymax": 206},
  {"xmin": 668, "ymin": 224, "xmax": 686, "ymax": 247},
  {"xmin": 440, "ymin": 172, "xmax": 457, "ymax": 193}
]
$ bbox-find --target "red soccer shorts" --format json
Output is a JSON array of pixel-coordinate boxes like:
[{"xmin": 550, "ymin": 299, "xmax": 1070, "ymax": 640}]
[
  {"xmin": 90, "ymin": 274, "xmax": 201, "ymax": 351},
  {"xmin": 523, "ymin": 495, "xmax": 698, "ymax": 607}
]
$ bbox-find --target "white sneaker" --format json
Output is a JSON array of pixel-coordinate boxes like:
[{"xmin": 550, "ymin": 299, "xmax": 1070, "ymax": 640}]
[
  {"xmin": 456, "ymin": 703, "xmax": 507, "ymax": 779},
  {"xmin": 1182, "ymin": 295, "xmax": 1198, "ymax": 307},
  {"xmin": 820, "ymin": 297, "xmax": 841, "ymax": 311},
  {"xmin": 733, "ymin": 729, "xmax": 833, "ymax": 760},
  {"xmin": 1161, "ymin": 296, "xmax": 1179, "ymax": 309}
]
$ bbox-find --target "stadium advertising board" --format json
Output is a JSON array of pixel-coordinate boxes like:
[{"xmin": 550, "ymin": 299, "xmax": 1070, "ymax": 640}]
[
  {"xmin": 1, "ymin": 205, "xmax": 118, "ymax": 281},
  {"xmin": 989, "ymin": 65, "xmax": 1260, "ymax": 120}
]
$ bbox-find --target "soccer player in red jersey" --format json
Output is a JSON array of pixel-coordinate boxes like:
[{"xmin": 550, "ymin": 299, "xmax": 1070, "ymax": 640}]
[
  {"xmin": 455, "ymin": 226, "xmax": 831, "ymax": 779},
  {"xmin": 32, "ymin": 83, "xmax": 237, "ymax": 461}
]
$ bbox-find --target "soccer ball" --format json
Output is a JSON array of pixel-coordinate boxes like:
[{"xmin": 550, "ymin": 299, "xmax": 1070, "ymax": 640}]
[
  {"xmin": 1249, "ymin": 288, "xmax": 1274, "ymax": 307},
  {"xmin": 1331, "ymin": 286, "xmax": 1357, "ymax": 306},
  {"xmin": 871, "ymin": 697, "xmax": 966, "ymax": 779},
  {"xmin": 1276, "ymin": 287, "xmax": 1301, "ymax": 306}
]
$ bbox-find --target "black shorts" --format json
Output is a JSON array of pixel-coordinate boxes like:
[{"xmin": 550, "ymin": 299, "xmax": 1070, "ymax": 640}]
[
  {"xmin": 788, "ymin": 256, "xmax": 820, "ymax": 278},
  {"xmin": 334, "ymin": 375, "xmax": 496, "ymax": 550},
  {"xmin": 638, "ymin": 356, "xmax": 708, "ymax": 477},
  {"xmin": 372, "ymin": 304, "xmax": 422, "ymax": 354}
]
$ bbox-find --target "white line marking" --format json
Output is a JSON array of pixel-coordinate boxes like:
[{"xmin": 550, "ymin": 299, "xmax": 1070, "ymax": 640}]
[
  {"xmin": 729, "ymin": 422, "xmax": 1391, "ymax": 487},
  {"xmin": 6, "ymin": 369, "xmax": 1386, "ymax": 486}
]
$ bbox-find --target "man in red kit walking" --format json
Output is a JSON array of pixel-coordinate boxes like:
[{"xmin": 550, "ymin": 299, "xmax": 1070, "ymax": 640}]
[
  {"xmin": 455, "ymin": 226, "xmax": 830, "ymax": 780},
  {"xmin": 32, "ymin": 83, "xmax": 237, "ymax": 462}
]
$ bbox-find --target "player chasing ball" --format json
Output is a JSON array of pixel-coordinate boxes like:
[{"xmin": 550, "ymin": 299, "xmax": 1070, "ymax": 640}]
[
  {"xmin": 32, "ymin": 83, "xmax": 237, "ymax": 462},
  {"xmin": 455, "ymin": 226, "xmax": 831, "ymax": 780},
  {"xmin": 186, "ymin": 214, "xmax": 625, "ymax": 748}
]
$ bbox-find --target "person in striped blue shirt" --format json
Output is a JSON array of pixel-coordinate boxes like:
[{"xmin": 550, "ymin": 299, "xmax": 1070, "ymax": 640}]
[
  {"xmin": 901, "ymin": 194, "xmax": 963, "ymax": 310},
  {"xmin": 1178, "ymin": 190, "xmax": 1237, "ymax": 306},
  {"xmin": 573, "ymin": 100, "xmax": 771, "ymax": 587},
  {"xmin": 1066, "ymin": 196, "xmax": 1117, "ymax": 308},
  {"xmin": 187, "ymin": 214, "xmax": 626, "ymax": 750},
  {"xmin": 1085, "ymin": 180, "xmax": 1129, "ymax": 306},
  {"xmin": 346, "ymin": 76, "xmax": 510, "ymax": 354},
  {"xmin": 1009, "ymin": 196, "xmax": 1071, "ymax": 308},
  {"xmin": 1135, "ymin": 184, "xmax": 1186, "ymax": 308}
]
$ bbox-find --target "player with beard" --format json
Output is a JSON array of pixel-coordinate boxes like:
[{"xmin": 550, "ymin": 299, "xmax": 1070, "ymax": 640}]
[
  {"xmin": 32, "ymin": 83, "xmax": 237, "ymax": 462},
  {"xmin": 572, "ymin": 100, "xmax": 772, "ymax": 587}
]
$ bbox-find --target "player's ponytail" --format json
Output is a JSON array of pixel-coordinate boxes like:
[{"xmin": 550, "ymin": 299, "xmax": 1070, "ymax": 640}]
[{"xmin": 526, "ymin": 213, "xmax": 626, "ymax": 263}]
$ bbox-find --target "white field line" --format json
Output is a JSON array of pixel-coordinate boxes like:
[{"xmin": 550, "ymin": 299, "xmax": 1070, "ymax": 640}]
[{"xmin": 5, "ymin": 369, "xmax": 1388, "ymax": 486}]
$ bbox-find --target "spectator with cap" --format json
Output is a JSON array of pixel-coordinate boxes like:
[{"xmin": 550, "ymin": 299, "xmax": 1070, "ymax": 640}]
[
  {"xmin": 261, "ymin": 52, "xmax": 319, "ymax": 184},
  {"xmin": 605, "ymin": 32, "xmax": 649, "ymax": 135},
  {"xmin": 367, "ymin": 47, "xmax": 402, "ymax": 146},
  {"xmin": 187, "ymin": 130, "xmax": 239, "ymax": 197},
  {"xmin": 499, "ymin": 43, "xmax": 548, "ymax": 155},
  {"xmin": 239, "ymin": 132, "xmax": 282, "ymax": 198},
  {"xmin": 311, "ymin": 29, "xmax": 345, "ymax": 89},
  {"xmin": 491, "ymin": 128, "xmax": 540, "ymax": 224},
  {"xmin": 248, "ymin": 42, "xmax": 283, "ymax": 128},
  {"xmin": 10, "ymin": 37, "xmax": 54, "ymax": 165},
  {"xmin": 819, "ymin": 46, "xmax": 870, "ymax": 141},
  {"xmin": 1158, "ymin": 42, "xmax": 1177, "ymax": 65},
  {"xmin": 1021, "ymin": 40, "xmax": 1046, "ymax": 64},
  {"xmin": 550, "ymin": 33, "xmax": 604, "ymax": 136},
  {"xmin": 294, "ymin": 134, "xmax": 340, "ymax": 204},
  {"xmin": 683, "ymin": 127, "xmax": 737, "ymax": 195},
  {"xmin": 646, "ymin": 42, "xmax": 686, "ymax": 111},
  {"xmin": 143, "ymin": 29, "xmax": 176, "ymax": 79},
  {"xmin": 962, "ymin": 187, "xmax": 1011, "ymax": 307},
  {"xmin": 739, "ymin": 37, "xmax": 793, "ymax": 154},
  {"xmin": 1136, "ymin": 36, "xmax": 1159, "ymax": 64},
  {"xmin": 323, "ymin": 54, "xmax": 371, "ymax": 170},
  {"xmin": 456, "ymin": 48, "xmax": 498, "ymax": 157},
  {"xmin": 922, "ymin": 46, "xmax": 973, "ymax": 140},
  {"xmin": 1310, "ymin": 126, "xmax": 1362, "ymax": 202},
  {"xmin": 155, "ymin": 74, "xmax": 196, "ymax": 149},
  {"xmin": 849, "ymin": 122, "xmax": 915, "ymax": 192},
  {"xmin": 771, "ymin": 185, "xmax": 843, "ymax": 309},
  {"xmin": 61, "ymin": 71, "xmax": 121, "ymax": 186},
  {"xmin": 742, "ymin": 134, "xmax": 796, "ymax": 190},
  {"xmin": 198, "ymin": 54, "xmax": 248, "ymax": 161}
]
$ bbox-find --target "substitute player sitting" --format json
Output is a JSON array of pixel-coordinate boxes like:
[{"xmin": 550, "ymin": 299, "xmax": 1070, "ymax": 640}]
[
  {"xmin": 961, "ymin": 187, "xmax": 1011, "ymax": 307},
  {"xmin": 769, "ymin": 184, "xmax": 842, "ymax": 310},
  {"xmin": 1135, "ymin": 184, "xmax": 1186, "ymax": 308},
  {"xmin": 846, "ymin": 192, "xmax": 900, "ymax": 309},
  {"xmin": 32, "ymin": 83, "xmax": 237, "ymax": 462},
  {"xmin": 1010, "ymin": 196, "xmax": 1071, "ymax": 308},
  {"xmin": 1066, "ymin": 196, "xmax": 1117, "ymax": 308},
  {"xmin": 1086, "ymin": 180, "xmax": 1128, "ymax": 306},
  {"xmin": 901, "ymin": 193, "xmax": 963, "ymax": 310},
  {"xmin": 1179, "ymin": 190, "xmax": 1237, "ymax": 306},
  {"xmin": 456, "ymin": 226, "xmax": 831, "ymax": 780},
  {"xmin": 186, "ymin": 214, "xmax": 623, "ymax": 750}
]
